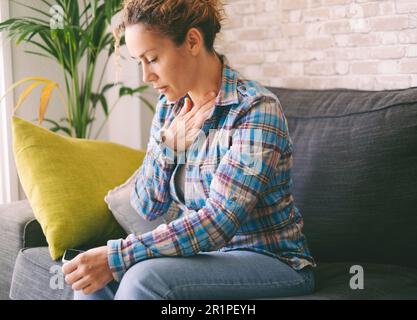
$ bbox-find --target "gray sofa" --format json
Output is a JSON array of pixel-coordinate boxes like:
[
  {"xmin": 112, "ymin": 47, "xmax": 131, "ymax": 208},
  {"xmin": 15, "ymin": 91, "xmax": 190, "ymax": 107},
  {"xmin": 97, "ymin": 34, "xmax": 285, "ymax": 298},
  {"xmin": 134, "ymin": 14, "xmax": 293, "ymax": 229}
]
[{"xmin": 1, "ymin": 86, "xmax": 417, "ymax": 300}]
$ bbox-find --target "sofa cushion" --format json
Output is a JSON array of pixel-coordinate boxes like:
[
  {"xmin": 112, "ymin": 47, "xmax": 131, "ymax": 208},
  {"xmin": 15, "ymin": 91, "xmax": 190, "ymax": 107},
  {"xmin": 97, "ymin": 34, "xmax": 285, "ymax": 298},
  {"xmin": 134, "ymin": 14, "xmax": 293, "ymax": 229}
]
[
  {"xmin": 276, "ymin": 262, "xmax": 417, "ymax": 300},
  {"xmin": 268, "ymin": 87, "xmax": 417, "ymax": 268},
  {"xmin": 10, "ymin": 247, "xmax": 73, "ymax": 300},
  {"xmin": 11, "ymin": 116, "xmax": 145, "ymax": 260},
  {"xmin": 10, "ymin": 247, "xmax": 417, "ymax": 300},
  {"xmin": 104, "ymin": 168, "xmax": 165, "ymax": 235}
]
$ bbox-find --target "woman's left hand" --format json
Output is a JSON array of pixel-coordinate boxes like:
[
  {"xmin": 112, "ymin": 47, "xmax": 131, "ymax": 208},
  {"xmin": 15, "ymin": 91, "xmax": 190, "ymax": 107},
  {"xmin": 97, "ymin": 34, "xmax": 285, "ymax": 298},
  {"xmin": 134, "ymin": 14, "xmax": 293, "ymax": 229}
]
[{"xmin": 62, "ymin": 246, "xmax": 113, "ymax": 295}]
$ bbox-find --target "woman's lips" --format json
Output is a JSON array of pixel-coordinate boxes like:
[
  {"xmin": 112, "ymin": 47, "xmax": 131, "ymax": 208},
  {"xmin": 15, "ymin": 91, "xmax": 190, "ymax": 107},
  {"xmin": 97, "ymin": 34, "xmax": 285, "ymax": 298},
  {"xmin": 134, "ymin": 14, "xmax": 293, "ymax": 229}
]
[{"xmin": 157, "ymin": 86, "xmax": 168, "ymax": 93}]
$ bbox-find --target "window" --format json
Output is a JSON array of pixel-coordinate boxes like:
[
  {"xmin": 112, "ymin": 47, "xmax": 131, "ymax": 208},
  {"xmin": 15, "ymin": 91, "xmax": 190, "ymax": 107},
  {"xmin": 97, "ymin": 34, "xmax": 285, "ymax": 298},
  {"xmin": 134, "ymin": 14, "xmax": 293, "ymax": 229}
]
[{"xmin": 0, "ymin": 1, "xmax": 19, "ymax": 204}]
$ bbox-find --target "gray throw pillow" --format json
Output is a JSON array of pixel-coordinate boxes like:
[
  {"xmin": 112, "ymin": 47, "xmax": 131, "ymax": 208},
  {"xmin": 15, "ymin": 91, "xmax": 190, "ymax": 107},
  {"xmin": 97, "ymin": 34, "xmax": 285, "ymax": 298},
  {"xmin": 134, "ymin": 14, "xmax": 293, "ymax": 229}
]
[{"xmin": 104, "ymin": 169, "xmax": 164, "ymax": 235}]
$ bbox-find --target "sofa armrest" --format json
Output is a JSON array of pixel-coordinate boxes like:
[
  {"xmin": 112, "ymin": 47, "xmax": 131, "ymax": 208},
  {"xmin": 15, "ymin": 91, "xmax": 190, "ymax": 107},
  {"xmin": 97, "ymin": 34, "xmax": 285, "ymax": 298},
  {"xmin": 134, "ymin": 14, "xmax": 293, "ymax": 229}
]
[{"xmin": 0, "ymin": 200, "xmax": 46, "ymax": 300}]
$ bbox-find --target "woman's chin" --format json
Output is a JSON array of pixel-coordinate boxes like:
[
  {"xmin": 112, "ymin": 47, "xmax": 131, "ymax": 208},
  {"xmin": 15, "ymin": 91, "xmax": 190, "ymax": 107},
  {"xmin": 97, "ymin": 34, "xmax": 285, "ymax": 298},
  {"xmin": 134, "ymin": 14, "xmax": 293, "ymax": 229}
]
[
  {"xmin": 165, "ymin": 94, "xmax": 176, "ymax": 104},
  {"xmin": 165, "ymin": 92, "xmax": 184, "ymax": 104}
]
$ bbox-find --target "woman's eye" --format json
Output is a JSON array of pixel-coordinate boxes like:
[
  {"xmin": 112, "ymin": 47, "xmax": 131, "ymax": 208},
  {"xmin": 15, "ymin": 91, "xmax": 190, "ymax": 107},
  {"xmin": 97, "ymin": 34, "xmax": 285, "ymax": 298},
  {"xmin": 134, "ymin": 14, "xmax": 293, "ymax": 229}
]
[{"xmin": 137, "ymin": 58, "xmax": 157, "ymax": 66}]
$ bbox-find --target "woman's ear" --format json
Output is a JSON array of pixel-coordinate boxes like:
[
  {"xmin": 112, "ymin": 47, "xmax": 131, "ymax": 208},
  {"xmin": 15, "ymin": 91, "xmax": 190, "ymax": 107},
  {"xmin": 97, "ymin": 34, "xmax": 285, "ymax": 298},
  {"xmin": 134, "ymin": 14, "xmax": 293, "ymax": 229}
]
[{"xmin": 186, "ymin": 27, "xmax": 203, "ymax": 56}]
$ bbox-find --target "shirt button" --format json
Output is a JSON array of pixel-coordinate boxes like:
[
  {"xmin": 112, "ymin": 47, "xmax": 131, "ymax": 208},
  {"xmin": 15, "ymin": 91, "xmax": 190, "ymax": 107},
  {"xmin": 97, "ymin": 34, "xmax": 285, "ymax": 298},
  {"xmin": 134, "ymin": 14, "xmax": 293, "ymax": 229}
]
[{"xmin": 231, "ymin": 195, "xmax": 238, "ymax": 201}]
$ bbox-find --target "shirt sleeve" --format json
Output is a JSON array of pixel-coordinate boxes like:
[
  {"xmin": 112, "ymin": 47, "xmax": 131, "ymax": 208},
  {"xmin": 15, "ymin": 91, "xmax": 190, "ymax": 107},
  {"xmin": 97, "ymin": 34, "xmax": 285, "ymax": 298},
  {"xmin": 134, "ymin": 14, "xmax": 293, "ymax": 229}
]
[
  {"xmin": 108, "ymin": 96, "xmax": 288, "ymax": 282},
  {"xmin": 129, "ymin": 96, "xmax": 177, "ymax": 222}
]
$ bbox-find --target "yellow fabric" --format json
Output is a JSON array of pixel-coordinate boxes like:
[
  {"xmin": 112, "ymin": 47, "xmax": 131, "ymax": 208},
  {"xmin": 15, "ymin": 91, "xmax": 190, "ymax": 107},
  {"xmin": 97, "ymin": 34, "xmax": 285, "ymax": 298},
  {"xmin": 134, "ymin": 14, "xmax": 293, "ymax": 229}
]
[{"xmin": 12, "ymin": 116, "xmax": 145, "ymax": 260}]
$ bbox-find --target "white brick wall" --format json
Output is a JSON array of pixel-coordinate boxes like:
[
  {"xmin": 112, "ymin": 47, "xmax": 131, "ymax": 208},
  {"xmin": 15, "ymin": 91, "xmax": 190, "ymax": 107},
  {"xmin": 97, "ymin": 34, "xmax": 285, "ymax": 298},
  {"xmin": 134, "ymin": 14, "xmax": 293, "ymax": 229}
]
[{"xmin": 214, "ymin": 0, "xmax": 417, "ymax": 90}]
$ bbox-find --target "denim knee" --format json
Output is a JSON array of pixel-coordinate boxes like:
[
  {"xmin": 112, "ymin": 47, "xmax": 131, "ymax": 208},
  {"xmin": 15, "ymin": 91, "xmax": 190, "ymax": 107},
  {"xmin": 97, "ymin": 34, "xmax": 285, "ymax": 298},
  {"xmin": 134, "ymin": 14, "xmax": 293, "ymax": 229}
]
[{"xmin": 114, "ymin": 260, "xmax": 170, "ymax": 300}]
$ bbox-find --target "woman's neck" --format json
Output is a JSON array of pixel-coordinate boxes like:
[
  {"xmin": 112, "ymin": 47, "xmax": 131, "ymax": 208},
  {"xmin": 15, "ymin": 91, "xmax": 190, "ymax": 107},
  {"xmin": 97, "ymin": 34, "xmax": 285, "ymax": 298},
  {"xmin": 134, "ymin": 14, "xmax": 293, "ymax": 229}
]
[{"xmin": 187, "ymin": 51, "xmax": 223, "ymax": 106}]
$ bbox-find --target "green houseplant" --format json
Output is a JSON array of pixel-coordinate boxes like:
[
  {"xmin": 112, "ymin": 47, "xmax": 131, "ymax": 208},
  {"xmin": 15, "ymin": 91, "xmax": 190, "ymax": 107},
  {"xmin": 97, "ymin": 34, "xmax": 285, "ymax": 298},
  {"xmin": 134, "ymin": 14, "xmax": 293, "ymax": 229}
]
[{"xmin": 0, "ymin": 0, "xmax": 154, "ymax": 139}]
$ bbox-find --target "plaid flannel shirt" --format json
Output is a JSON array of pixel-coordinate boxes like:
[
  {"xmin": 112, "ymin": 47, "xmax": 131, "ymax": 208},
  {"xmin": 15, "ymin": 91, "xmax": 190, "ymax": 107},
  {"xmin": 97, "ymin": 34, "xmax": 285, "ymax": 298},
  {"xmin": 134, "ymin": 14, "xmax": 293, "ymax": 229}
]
[{"xmin": 107, "ymin": 55, "xmax": 316, "ymax": 282}]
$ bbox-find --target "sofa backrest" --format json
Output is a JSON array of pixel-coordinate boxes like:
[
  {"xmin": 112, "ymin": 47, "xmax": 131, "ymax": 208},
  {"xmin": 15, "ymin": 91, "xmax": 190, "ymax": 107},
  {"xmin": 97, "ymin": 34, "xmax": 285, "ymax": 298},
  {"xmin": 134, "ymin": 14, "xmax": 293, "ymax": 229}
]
[{"xmin": 267, "ymin": 87, "xmax": 417, "ymax": 268}]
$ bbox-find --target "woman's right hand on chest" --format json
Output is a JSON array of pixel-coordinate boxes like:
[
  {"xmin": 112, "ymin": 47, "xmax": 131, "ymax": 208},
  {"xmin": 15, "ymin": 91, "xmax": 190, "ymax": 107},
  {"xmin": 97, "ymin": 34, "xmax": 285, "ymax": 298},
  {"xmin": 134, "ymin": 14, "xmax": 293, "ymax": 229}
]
[{"xmin": 161, "ymin": 91, "xmax": 217, "ymax": 152}]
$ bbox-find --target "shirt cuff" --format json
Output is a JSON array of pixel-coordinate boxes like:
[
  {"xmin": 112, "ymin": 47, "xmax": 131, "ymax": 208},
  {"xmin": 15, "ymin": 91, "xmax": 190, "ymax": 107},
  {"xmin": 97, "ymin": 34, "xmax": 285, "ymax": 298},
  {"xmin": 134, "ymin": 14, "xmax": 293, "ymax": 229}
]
[
  {"xmin": 107, "ymin": 239, "xmax": 126, "ymax": 282},
  {"xmin": 107, "ymin": 235, "xmax": 149, "ymax": 282}
]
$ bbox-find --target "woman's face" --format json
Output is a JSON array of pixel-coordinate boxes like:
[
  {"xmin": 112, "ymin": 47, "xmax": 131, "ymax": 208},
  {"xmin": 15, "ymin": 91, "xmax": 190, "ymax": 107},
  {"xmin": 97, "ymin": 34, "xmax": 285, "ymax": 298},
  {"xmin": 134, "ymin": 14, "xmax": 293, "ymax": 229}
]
[{"xmin": 125, "ymin": 23, "xmax": 196, "ymax": 102}]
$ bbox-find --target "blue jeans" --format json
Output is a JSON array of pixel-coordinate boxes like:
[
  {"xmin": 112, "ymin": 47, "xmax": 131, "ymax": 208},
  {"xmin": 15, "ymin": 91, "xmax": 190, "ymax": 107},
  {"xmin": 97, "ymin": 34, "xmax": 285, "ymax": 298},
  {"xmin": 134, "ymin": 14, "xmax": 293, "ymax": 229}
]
[{"xmin": 74, "ymin": 250, "xmax": 314, "ymax": 300}]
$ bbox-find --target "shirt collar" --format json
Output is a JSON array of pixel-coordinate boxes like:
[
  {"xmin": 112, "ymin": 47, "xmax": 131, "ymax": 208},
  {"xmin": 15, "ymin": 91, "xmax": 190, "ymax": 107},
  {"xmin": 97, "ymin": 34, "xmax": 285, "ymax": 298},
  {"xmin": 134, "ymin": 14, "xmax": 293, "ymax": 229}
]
[{"xmin": 216, "ymin": 53, "xmax": 239, "ymax": 107}]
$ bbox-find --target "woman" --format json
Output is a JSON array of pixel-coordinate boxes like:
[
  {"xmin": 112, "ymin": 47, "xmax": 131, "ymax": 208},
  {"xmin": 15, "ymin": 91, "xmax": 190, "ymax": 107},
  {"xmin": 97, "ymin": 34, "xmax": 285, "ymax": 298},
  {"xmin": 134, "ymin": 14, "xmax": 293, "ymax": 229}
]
[{"xmin": 62, "ymin": 0, "xmax": 316, "ymax": 300}]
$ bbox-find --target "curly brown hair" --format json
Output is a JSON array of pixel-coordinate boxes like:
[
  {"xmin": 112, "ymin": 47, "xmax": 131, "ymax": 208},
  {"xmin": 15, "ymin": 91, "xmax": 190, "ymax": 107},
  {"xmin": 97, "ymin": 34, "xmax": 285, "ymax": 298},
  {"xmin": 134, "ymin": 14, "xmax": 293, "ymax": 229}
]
[{"xmin": 113, "ymin": 0, "xmax": 226, "ymax": 71}]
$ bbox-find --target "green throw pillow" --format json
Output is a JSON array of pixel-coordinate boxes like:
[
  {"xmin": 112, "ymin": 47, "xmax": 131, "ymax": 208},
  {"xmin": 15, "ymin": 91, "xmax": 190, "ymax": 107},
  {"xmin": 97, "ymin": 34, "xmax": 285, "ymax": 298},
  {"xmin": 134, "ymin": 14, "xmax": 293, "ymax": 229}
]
[{"xmin": 12, "ymin": 116, "xmax": 145, "ymax": 260}]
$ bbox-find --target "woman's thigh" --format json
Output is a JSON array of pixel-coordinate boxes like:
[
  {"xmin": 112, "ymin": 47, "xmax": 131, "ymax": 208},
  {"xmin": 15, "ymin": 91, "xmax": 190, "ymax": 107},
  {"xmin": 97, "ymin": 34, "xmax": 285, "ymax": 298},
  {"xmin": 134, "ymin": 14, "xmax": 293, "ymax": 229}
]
[
  {"xmin": 116, "ymin": 250, "xmax": 314, "ymax": 300},
  {"xmin": 74, "ymin": 250, "xmax": 314, "ymax": 300}
]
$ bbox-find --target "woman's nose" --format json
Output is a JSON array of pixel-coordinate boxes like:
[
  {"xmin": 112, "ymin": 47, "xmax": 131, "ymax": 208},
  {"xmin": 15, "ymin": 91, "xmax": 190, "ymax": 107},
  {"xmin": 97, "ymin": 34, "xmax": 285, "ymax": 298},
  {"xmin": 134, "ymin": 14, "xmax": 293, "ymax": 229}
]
[{"xmin": 142, "ymin": 66, "xmax": 157, "ymax": 83}]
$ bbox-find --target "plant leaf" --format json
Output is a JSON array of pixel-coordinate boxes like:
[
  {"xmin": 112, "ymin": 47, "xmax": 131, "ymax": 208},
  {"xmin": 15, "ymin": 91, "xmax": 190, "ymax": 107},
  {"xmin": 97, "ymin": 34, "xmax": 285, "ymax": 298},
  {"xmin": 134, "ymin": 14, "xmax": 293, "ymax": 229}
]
[
  {"xmin": 101, "ymin": 82, "xmax": 122, "ymax": 94},
  {"xmin": 26, "ymin": 39, "xmax": 55, "ymax": 57},
  {"xmin": 133, "ymin": 85, "xmax": 149, "ymax": 94},
  {"xmin": 12, "ymin": 0, "xmax": 52, "ymax": 20},
  {"xmin": 14, "ymin": 81, "xmax": 44, "ymax": 113},
  {"xmin": 42, "ymin": 118, "xmax": 72, "ymax": 136},
  {"xmin": 39, "ymin": 81, "xmax": 58, "ymax": 124},
  {"xmin": 98, "ymin": 95, "xmax": 108, "ymax": 116},
  {"xmin": 0, "ymin": 76, "xmax": 51, "ymax": 104},
  {"xmin": 39, "ymin": 0, "xmax": 53, "ymax": 9},
  {"xmin": 49, "ymin": 126, "xmax": 72, "ymax": 136},
  {"xmin": 119, "ymin": 85, "xmax": 149, "ymax": 97},
  {"xmin": 24, "ymin": 50, "xmax": 51, "ymax": 59},
  {"xmin": 87, "ymin": 117, "xmax": 96, "ymax": 125},
  {"xmin": 139, "ymin": 96, "xmax": 156, "ymax": 114}
]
